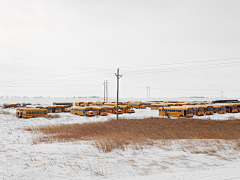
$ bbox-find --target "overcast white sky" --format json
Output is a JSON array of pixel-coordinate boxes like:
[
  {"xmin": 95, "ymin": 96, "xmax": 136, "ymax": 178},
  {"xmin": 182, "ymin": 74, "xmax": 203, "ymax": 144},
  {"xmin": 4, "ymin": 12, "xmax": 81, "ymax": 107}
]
[{"xmin": 0, "ymin": 0, "xmax": 240, "ymax": 99}]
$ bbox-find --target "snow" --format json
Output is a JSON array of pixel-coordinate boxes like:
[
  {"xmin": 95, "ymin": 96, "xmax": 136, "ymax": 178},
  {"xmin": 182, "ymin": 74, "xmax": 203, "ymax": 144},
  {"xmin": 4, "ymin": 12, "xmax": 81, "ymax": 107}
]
[{"xmin": 1, "ymin": 98, "xmax": 240, "ymax": 179}]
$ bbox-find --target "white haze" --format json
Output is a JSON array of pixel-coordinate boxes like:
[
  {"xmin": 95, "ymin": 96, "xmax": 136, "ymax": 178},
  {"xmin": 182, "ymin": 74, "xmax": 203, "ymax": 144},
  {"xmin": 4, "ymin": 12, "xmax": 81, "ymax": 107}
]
[{"xmin": 0, "ymin": 0, "xmax": 240, "ymax": 98}]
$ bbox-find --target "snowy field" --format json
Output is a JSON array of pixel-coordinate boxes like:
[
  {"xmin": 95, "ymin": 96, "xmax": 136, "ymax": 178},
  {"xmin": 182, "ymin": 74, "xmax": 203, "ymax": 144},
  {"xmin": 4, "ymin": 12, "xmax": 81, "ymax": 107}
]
[{"xmin": 1, "ymin": 98, "xmax": 240, "ymax": 180}]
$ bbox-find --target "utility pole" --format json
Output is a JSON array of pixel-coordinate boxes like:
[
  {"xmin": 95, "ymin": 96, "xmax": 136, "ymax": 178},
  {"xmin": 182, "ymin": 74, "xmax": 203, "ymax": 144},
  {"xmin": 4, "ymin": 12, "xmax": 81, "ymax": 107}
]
[
  {"xmin": 103, "ymin": 80, "xmax": 106, "ymax": 102},
  {"xmin": 146, "ymin": 86, "xmax": 149, "ymax": 98},
  {"xmin": 221, "ymin": 91, "xmax": 224, "ymax": 98},
  {"xmin": 147, "ymin": 86, "xmax": 151, "ymax": 98},
  {"xmin": 106, "ymin": 80, "xmax": 109, "ymax": 102},
  {"xmin": 149, "ymin": 86, "xmax": 151, "ymax": 98},
  {"xmin": 115, "ymin": 68, "xmax": 122, "ymax": 121}
]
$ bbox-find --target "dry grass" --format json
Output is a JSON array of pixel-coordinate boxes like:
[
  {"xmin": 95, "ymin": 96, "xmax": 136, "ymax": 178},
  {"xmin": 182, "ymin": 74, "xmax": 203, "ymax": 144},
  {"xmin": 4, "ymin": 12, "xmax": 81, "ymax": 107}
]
[
  {"xmin": 44, "ymin": 114, "xmax": 61, "ymax": 119},
  {"xmin": 0, "ymin": 110, "xmax": 11, "ymax": 115},
  {"xmin": 228, "ymin": 116, "xmax": 239, "ymax": 120},
  {"xmin": 26, "ymin": 117, "xmax": 240, "ymax": 152}
]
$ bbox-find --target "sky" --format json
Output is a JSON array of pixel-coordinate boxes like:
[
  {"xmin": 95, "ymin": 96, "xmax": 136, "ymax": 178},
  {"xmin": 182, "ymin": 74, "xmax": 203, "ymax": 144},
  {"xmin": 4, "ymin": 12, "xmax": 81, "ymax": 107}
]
[{"xmin": 0, "ymin": 0, "xmax": 240, "ymax": 99}]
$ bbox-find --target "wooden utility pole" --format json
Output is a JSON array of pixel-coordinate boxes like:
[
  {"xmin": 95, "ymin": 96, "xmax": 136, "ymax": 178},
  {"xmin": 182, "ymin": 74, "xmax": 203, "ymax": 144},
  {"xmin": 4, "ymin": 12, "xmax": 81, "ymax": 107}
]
[
  {"xmin": 221, "ymin": 91, "xmax": 224, "ymax": 98},
  {"xmin": 115, "ymin": 68, "xmax": 122, "ymax": 120},
  {"xmin": 149, "ymin": 86, "xmax": 151, "ymax": 98},
  {"xmin": 147, "ymin": 86, "xmax": 151, "ymax": 98},
  {"xmin": 103, "ymin": 80, "xmax": 106, "ymax": 102},
  {"xmin": 147, "ymin": 86, "xmax": 148, "ymax": 98},
  {"xmin": 106, "ymin": 80, "xmax": 109, "ymax": 102}
]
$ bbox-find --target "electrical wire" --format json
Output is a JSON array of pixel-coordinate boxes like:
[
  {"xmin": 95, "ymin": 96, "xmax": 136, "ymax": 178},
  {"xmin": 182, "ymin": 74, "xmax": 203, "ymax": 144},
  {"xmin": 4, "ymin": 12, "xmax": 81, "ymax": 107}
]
[
  {"xmin": 2, "ymin": 59, "xmax": 239, "ymax": 87},
  {"xmin": 118, "ymin": 86, "xmax": 240, "ymax": 92},
  {"xmin": 0, "ymin": 89, "xmax": 104, "ymax": 93},
  {"xmin": 122, "ymin": 61, "xmax": 240, "ymax": 75},
  {"xmin": 1, "ymin": 73, "xmax": 114, "ymax": 87},
  {"xmin": 0, "ymin": 68, "xmax": 116, "ymax": 83},
  {"xmin": 0, "ymin": 84, "xmax": 104, "ymax": 88},
  {"xmin": 120, "ymin": 56, "xmax": 240, "ymax": 69},
  {"xmin": 2, "ymin": 56, "xmax": 240, "ymax": 84},
  {"xmin": 1, "ymin": 56, "xmax": 240, "ymax": 95}
]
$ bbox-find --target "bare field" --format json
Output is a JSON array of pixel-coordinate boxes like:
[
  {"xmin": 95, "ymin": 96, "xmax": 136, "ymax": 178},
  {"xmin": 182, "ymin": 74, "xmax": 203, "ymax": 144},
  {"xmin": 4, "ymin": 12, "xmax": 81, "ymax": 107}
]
[
  {"xmin": 0, "ymin": 110, "xmax": 12, "ymax": 115},
  {"xmin": 26, "ymin": 117, "xmax": 240, "ymax": 152}
]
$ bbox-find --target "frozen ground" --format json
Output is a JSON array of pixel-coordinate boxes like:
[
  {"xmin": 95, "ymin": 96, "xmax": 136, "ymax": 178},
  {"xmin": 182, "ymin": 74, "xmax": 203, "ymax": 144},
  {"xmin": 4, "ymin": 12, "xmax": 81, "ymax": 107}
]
[{"xmin": 1, "ymin": 98, "xmax": 240, "ymax": 179}]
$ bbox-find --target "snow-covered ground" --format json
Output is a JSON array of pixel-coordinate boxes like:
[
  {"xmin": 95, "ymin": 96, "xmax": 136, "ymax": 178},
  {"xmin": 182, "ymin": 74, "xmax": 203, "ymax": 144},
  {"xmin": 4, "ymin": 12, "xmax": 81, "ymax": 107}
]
[{"xmin": 1, "ymin": 99, "xmax": 240, "ymax": 179}]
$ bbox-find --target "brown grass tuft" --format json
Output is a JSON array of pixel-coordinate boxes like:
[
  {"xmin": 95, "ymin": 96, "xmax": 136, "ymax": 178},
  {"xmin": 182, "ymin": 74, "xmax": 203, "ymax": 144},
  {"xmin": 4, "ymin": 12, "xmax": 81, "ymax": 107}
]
[
  {"xmin": 0, "ymin": 110, "xmax": 11, "ymax": 115},
  {"xmin": 26, "ymin": 117, "xmax": 240, "ymax": 152},
  {"xmin": 44, "ymin": 114, "xmax": 61, "ymax": 119},
  {"xmin": 228, "ymin": 116, "xmax": 239, "ymax": 120}
]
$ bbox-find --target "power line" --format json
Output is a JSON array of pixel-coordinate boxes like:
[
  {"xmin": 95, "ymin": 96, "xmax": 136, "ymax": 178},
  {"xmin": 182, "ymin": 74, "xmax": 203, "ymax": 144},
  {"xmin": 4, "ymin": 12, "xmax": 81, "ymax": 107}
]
[
  {"xmin": 0, "ymin": 68, "xmax": 115, "ymax": 83},
  {"xmin": 1, "ymin": 57, "xmax": 240, "ymax": 86},
  {"xmin": 0, "ymin": 84, "xmax": 104, "ymax": 88},
  {"xmin": 4, "ymin": 60, "xmax": 239, "ymax": 87},
  {"xmin": 120, "ymin": 56, "xmax": 240, "ymax": 69},
  {"xmin": 2, "ymin": 82, "xmax": 238, "ymax": 93},
  {"xmin": 123, "ymin": 61, "xmax": 240, "ymax": 75},
  {"xmin": 1, "ymin": 73, "xmax": 113, "ymax": 87},
  {"xmin": 2, "ymin": 56, "xmax": 240, "ymax": 96},
  {"xmin": 0, "ymin": 89, "xmax": 104, "ymax": 93},
  {"xmin": 118, "ymin": 85, "xmax": 240, "ymax": 92},
  {"xmin": 2, "ymin": 57, "xmax": 240, "ymax": 84}
]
